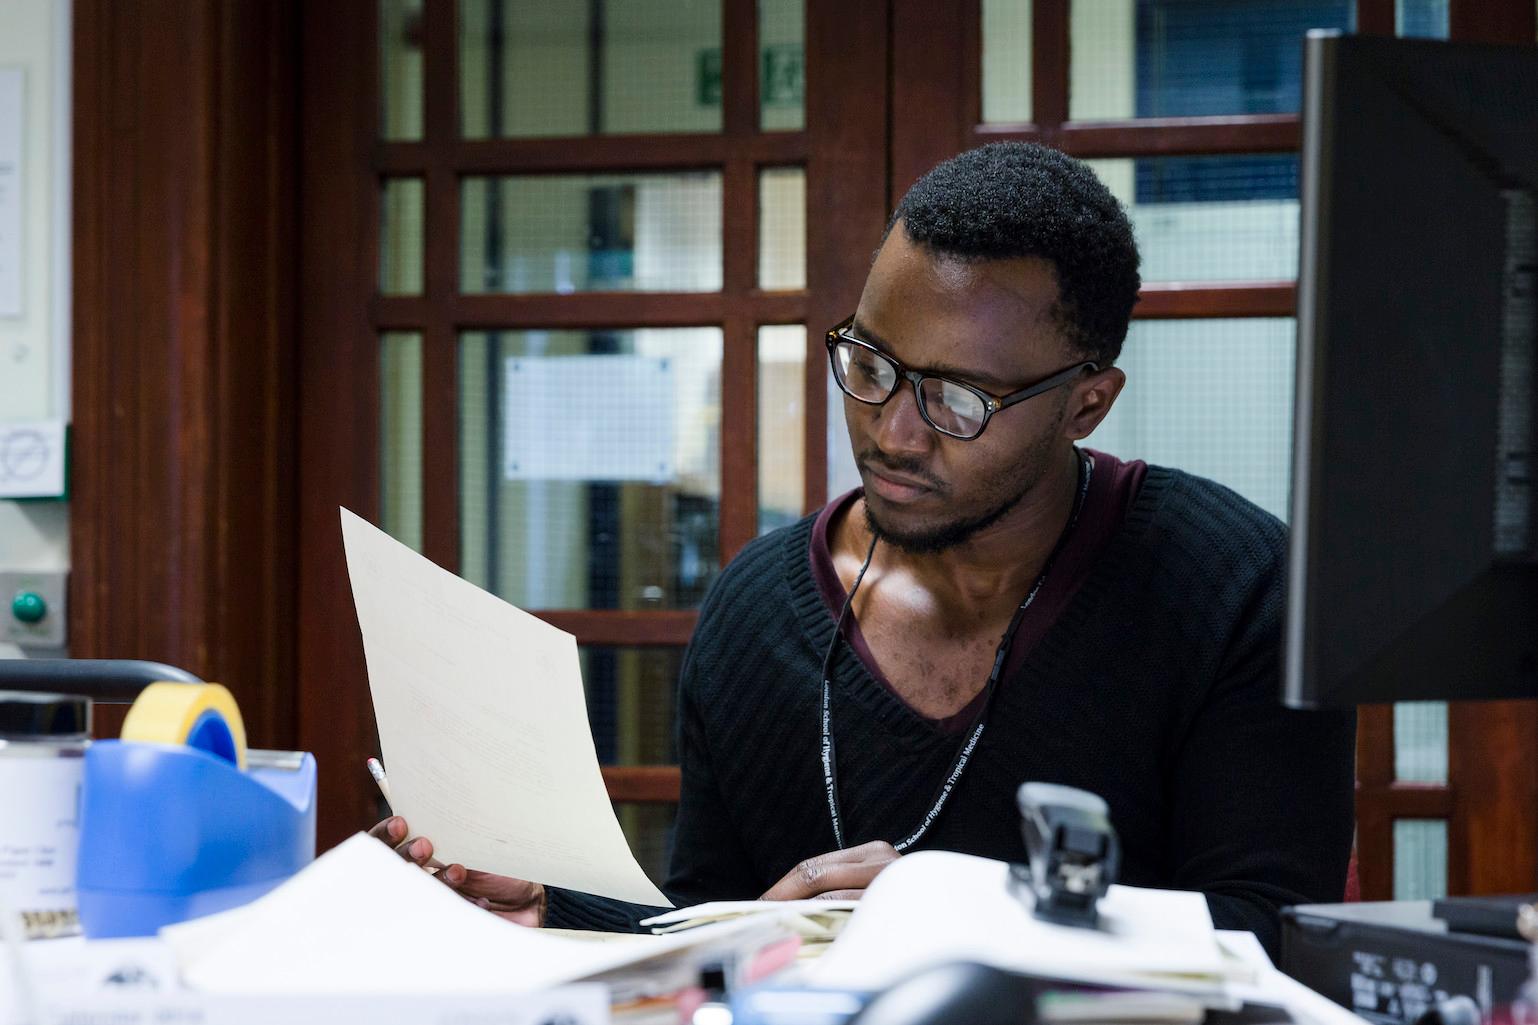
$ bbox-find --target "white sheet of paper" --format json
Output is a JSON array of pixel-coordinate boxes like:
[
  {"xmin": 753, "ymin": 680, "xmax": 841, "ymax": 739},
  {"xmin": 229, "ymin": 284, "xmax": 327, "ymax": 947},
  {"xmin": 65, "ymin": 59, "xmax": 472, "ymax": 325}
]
[
  {"xmin": 341, "ymin": 508, "xmax": 671, "ymax": 906},
  {"xmin": 640, "ymin": 899, "xmax": 859, "ymax": 928},
  {"xmin": 809, "ymin": 850, "xmax": 1226, "ymax": 992},
  {"xmin": 161, "ymin": 834, "xmax": 745, "ymax": 994}
]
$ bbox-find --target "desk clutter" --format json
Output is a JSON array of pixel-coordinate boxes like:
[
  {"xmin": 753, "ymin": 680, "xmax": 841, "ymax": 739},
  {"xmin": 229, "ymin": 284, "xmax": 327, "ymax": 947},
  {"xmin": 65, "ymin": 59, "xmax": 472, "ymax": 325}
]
[
  {"xmin": 6, "ymin": 828, "xmax": 1371, "ymax": 1025},
  {"xmin": 0, "ymin": 520, "xmax": 1509, "ymax": 1024},
  {"xmin": 0, "ymin": 681, "xmax": 315, "ymax": 943}
]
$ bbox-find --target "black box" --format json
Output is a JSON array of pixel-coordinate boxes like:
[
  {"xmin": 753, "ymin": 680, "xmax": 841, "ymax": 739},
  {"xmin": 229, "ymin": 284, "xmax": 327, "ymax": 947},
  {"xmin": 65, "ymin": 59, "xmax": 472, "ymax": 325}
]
[{"xmin": 1281, "ymin": 902, "xmax": 1530, "ymax": 1025}]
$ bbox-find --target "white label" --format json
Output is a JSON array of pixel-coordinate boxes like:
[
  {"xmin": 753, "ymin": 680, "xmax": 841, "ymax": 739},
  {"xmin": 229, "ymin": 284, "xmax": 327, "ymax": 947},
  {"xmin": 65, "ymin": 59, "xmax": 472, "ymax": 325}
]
[
  {"xmin": 503, "ymin": 354, "xmax": 675, "ymax": 482},
  {"xmin": 0, "ymin": 418, "xmax": 66, "ymax": 498},
  {"xmin": 0, "ymin": 68, "xmax": 21, "ymax": 318},
  {"xmin": 0, "ymin": 755, "xmax": 83, "ymax": 938}
]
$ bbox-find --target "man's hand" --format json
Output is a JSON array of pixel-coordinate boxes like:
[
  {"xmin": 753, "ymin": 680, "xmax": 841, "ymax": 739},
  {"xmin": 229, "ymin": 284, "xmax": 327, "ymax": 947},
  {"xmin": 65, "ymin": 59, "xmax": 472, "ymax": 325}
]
[
  {"xmin": 760, "ymin": 841, "xmax": 899, "ymax": 901},
  {"xmin": 367, "ymin": 816, "xmax": 547, "ymax": 927}
]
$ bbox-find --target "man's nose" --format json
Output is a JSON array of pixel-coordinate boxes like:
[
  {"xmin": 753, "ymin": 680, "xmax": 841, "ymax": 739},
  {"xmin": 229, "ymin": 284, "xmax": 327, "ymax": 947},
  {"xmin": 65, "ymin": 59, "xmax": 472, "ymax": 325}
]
[{"xmin": 870, "ymin": 379, "xmax": 933, "ymax": 455}]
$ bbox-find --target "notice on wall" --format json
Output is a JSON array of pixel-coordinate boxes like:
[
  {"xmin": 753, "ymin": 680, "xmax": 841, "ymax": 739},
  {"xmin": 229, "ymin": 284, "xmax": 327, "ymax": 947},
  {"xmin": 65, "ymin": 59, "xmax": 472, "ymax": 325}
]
[
  {"xmin": 0, "ymin": 419, "xmax": 65, "ymax": 499},
  {"xmin": 0, "ymin": 68, "xmax": 21, "ymax": 318},
  {"xmin": 503, "ymin": 354, "xmax": 675, "ymax": 483}
]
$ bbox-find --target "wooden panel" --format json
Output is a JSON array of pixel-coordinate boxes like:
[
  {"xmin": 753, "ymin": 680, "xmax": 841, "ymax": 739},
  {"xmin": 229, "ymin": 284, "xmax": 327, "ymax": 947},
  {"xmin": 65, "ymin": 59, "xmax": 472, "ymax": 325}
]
[
  {"xmin": 722, "ymin": 0, "xmax": 759, "ymax": 139},
  {"xmin": 1134, "ymin": 283, "xmax": 1296, "ymax": 320},
  {"xmin": 1355, "ymin": 0, "xmax": 1396, "ymax": 35},
  {"xmin": 1031, "ymin": 0, "xmax": 1070, "ymax": 131},
  {"xmin": 719, "ymin": 0, "xmax": 760, "ymax": 561},
  {"xmin": 420, "ymin": 0, "xmax": 460, "ymax": 574},
  {"xmin": 975, "ymin": 115, "xmax": 1302, "ymax": 157},
  {"xmin": 72, "ymin": 0, "xmax": 300, "ymax": 750},
  {"xmin": 534, "ymin": 611, "xmax": 698, "ymax": 648},
  {"xmin": 1354, "ymin": 706, "xmax": 1395, "ymax": 901},
  {"xmin": 1449, "ymin": 701, "xmax": 1538, "ymax": 895},
  {"xmin": 378, "ymin": 133, "xmax": 808, "ymax": 175},
  {"xmin": 384, "ymin": 292, "xmax": 808, "ymax": 330},
  {"xmin": 720, "ymin": 309, "xmax": 760, "ymax": 561},
  {"xmin": 298, "ymin": 0, "xmax": 384, "ymax": 847},
  {"xmin": 602, "ymin": 766, "xmax": 682, "ymax": 803},
  {"xmin": 805, "ymin": 0, "xmax": 890, "ymax": 511},
  {"xmin": 890, "ymin": 0, "xmax": 969, "ymax": 200}
]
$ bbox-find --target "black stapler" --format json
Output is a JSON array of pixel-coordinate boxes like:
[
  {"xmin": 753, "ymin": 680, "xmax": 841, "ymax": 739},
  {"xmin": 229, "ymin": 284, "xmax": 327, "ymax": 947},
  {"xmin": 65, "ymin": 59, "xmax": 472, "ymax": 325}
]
[{"xmin": 1012, "ymin": 782, "xmax": 1120, "ymax": 929}]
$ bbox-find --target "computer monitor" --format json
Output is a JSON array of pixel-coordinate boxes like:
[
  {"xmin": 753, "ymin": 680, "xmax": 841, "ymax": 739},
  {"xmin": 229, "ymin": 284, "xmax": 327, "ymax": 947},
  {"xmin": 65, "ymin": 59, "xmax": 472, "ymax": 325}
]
[{"xmin": 1283, "ymin": 32, "xmax": 1538, "ymax": 709}]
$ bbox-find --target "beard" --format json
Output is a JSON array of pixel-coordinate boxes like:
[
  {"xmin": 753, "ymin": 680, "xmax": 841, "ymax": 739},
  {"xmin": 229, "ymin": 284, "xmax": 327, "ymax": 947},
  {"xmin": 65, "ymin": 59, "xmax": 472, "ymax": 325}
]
[{"xmin": 859, "ymin": 406, "xmax": 1065, "ymax": 556}]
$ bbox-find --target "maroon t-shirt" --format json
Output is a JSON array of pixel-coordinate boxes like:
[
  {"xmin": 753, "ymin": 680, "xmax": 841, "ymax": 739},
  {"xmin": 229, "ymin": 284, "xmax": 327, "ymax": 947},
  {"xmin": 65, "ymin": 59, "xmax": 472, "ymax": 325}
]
[{"xmin": 809, "ymin": 448, "xmax": 1148, "ymax": 733}]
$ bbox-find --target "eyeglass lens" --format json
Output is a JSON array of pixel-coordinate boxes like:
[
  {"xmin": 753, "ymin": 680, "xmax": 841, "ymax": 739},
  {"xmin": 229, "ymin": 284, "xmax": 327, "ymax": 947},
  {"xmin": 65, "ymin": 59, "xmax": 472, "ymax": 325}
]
[{"xmin": 831, "ymin": 340, "xmax": 988, "ymax": 438}]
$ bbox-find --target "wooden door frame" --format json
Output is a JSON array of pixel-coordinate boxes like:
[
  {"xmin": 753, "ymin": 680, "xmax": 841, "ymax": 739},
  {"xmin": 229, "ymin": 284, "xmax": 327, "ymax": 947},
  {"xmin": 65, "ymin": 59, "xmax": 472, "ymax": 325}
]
[
  {"xmin": 71, "ymin": 0, "xmax": 300, "ymax": 747},
  {"xmin": 296, "ymin": 0, "xmax": 892, "ymax": 847}
]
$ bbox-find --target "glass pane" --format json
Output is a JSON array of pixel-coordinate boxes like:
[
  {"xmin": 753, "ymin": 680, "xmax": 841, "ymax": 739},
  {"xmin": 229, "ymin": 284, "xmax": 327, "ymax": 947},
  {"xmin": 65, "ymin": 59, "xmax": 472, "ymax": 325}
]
[
  {"xmin": 380, "ymin": 0, "xmax": 424, "ymax": 140},
  {"xmin": 459, "ymin": 328, "xmax": 723, "ymax": 610},
  {"xmin": 459, "ymin": 0, "xmax": 722, "ymax": 138},
  {"xmin": 380, "ymin": 178, "xmax": 425, "ymax": 295},
  {"xmin": 1394, "ymin": 819, "xmax": 1448, "ymax": 901},
  {"xmin": 1394, "ymin": 702, "xmax": 1449, "ymax": 783},
  {"xmin": 1085, "ymin": 155, "xmax": 1299, "ymax": 282},
  {"xmin": 380, "ymin": 332, "xmax": 424, "ymax": 551},
  {"xmin": 758, "ymin": 168, "xmax": 806, "ymax": 291},
  {"xmin": 462, "ymin": 173, "xmax": 723, "ymax": 294},
  {"xmin": 760, "ymin": 0, "xmax": 805, "ymax": 131},
  {"xmin": 617, "ymin": 801, "xmax": 677, "ymax": 886},
  {"xmin": 759, "ymin": 326, "xmax": 806, "ymax": 535},
  {"xmin": 580, "ymin": 645, "xmax": 682, "ymax": 765},
  {"xmin": 1068, "ymin": 0, "xmax": 1132, "ymax": 121},
  {"xmin": 981, "ymin": 0, "xmax": 1033, "ymax": 123},
  {"xmin": 1089, "ymin": 319, "xmax": 1295, "ymax": 521},
  {"xmin": 1069, "ymin": 0, "xmax": 1353, "ymax": 120},
  {"xmin": 1397, "ymin": 0, "xmax": 1449, "ymax": 38},
  {"xmin": 828, "ymin": 361, "xmax": 862, "ymax": 501}
]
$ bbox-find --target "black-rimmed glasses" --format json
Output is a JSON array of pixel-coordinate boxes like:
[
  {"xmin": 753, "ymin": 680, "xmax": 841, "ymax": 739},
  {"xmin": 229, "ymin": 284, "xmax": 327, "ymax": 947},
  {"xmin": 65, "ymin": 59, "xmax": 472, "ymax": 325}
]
[{"xmin": 825, "ymin": 316, "xmax": 1098, "ymax": 441}]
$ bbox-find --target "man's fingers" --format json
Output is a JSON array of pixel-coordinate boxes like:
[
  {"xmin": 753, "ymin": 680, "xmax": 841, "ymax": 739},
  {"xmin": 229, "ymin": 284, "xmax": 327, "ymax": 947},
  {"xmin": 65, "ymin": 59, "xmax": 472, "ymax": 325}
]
[
  {"xmin": 394, "ymin": 835, "xmax": 435, "ymax": 868},
  {"xmin": 367, "ymin": 816, "xmax": 408, "ymax": 845},
  {"xmin": 456, "ymin": 869, "xmax": 543, "ymax": 907},
  {"xmin": 761, "ymin": 855, "xmax": 889, "ymax": 900},
  {"xmin": 760, "ymin": 841, "xmax": 899, "ymax": 900},
  {"xmin": 434, "ymin": 863, "xmax": 468, "ymax": 889}
]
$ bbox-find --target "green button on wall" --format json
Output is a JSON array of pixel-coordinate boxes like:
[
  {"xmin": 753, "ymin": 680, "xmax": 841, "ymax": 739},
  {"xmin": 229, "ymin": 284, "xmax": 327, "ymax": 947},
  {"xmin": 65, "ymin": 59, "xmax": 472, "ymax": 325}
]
[{"xmin": 11, "ymin": 591, "xmax": 47, "ymax": 624}]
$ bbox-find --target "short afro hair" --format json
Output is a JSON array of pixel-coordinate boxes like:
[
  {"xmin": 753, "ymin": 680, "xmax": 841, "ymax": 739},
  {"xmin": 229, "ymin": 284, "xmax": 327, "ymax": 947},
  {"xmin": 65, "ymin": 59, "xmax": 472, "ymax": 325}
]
[{"xmin": 888, "ymin": 142, "xmax": 1141, "ymax": 366}]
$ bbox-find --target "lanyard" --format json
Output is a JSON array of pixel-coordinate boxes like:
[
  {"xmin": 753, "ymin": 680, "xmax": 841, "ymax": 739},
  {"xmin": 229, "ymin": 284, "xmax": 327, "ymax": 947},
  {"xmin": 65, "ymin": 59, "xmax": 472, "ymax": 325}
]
[{"xmin": 820, "ymin": 452, "xmax": 1092, "ymax": 852}]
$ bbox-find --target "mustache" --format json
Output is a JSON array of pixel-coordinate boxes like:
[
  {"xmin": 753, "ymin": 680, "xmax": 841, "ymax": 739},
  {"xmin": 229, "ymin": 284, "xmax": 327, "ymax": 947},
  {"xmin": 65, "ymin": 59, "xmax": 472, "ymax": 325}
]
[{"xmin": 856, "ymin": 450, "xmax": 945, "ymax": 491}]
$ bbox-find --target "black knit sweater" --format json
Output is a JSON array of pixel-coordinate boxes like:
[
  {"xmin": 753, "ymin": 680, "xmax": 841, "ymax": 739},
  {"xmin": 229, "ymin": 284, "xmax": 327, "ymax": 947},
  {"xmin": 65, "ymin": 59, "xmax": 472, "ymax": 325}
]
[{"xmin": 546, "ymin": 466, "xmax": 1357, "ymax": 955}]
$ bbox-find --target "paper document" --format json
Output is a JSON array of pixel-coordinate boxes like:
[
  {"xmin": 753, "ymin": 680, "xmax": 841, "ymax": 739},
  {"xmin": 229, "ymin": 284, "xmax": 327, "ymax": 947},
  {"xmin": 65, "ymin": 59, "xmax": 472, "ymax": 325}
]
[
  {"xmin": 809, "ymin": 850, "xmax": 1227, "ymax": 992},
  {"xmin": 641, "ymin": 899, "xmax": 858, "ymax": 929},
  {"xmin": 161, "ymin": 833, "xmax": 753, "ymax": 994},
  {"xmin": 341, "ymin": 508, "xmax": 671, "ymax": 906}
]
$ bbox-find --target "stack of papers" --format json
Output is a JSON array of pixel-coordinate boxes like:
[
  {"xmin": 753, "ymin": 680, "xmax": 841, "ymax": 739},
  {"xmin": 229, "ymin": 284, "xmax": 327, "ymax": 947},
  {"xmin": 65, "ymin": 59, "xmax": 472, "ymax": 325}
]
[
  {"xmin": 642, "ymin": 900, "xmax": 858, "ymax": 963},
  {"xmin": 159, "ymin": 834, "xmax": 779, "ymax": 995},
  {"xmin": 642, "ymin": 899, "xmax": 856, "ymax": 936},
  {"xmin": 808, "ymin": 850, "xmax": 1230, "ymax": 994}
]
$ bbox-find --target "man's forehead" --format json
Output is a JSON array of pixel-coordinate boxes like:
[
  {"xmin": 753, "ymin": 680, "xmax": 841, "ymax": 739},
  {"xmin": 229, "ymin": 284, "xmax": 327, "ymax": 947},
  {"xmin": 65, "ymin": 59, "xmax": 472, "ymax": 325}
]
[{"xmin": 856, "ymin": 238, "xmax": 1069, "ymax": 375}]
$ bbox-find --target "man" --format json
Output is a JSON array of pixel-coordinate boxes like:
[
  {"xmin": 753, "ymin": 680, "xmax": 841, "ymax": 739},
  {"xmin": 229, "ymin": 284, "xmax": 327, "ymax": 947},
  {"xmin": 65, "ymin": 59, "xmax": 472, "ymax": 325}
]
[{"xmin": 374, "ymin": 142, "xmax": 1356, "ymax": 955}]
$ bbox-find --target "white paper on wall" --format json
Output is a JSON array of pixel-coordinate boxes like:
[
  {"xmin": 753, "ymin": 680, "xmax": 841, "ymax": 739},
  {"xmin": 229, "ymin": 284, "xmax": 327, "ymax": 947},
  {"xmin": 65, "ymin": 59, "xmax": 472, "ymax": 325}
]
[{"xmin": 503, "ymin": 354, "xmax": 675, "ymax": 483}]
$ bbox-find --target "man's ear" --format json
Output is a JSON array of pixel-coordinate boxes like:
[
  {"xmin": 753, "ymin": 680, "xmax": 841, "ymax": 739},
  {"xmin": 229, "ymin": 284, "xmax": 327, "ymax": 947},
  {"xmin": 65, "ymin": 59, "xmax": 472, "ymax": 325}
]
[{"xmin": 1063, "ymin": 366, "xmax": 1126, "ymax": 441}]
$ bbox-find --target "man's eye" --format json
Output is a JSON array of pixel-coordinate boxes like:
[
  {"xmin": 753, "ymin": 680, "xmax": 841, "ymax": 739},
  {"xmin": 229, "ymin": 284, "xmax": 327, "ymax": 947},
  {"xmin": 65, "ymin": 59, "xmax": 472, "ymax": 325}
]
[{"xmin": 851, "ymin": 355, "xmax": 882, "ymax": 380}]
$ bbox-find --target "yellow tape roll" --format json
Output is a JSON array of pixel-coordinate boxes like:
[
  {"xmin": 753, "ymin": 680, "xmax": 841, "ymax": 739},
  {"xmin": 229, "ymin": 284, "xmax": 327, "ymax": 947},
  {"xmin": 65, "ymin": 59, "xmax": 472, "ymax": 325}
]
[{"xmin": 120, "ymin": 682, "xmax": 248, "ymax": 770}]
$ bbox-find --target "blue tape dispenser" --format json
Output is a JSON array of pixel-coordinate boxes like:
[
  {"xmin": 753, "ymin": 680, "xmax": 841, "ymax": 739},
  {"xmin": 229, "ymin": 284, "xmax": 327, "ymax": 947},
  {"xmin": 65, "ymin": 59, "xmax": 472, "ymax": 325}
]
[{"xmin": 75, "ymin": 682, "xmax": 316, "ymax": 938}]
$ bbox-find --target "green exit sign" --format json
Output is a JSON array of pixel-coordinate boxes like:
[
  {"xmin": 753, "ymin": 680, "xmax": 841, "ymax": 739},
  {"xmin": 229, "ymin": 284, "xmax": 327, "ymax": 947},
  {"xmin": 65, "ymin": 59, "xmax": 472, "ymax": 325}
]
[{"xmin": 696, "ymin": 44, "xmax": 805, "ymax": 107}]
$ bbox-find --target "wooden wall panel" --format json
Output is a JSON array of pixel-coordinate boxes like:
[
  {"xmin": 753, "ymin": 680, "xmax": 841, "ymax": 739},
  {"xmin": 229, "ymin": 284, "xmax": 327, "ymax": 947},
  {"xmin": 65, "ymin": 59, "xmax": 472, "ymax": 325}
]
[
  {"xmin": 297, "ymin": 0, "xmax": 384, "ymax": 847},
  {"xmin": 71, "ymin": 0, "xmax": 299, "ymax": 749}
]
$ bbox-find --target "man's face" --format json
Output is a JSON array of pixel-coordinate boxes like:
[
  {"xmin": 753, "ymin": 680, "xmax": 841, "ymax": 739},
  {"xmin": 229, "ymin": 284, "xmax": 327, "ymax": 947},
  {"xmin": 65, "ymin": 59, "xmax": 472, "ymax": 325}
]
[{"xmin": 844, "ymin": 225, "xmax": 1110, "ymax": 554}]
